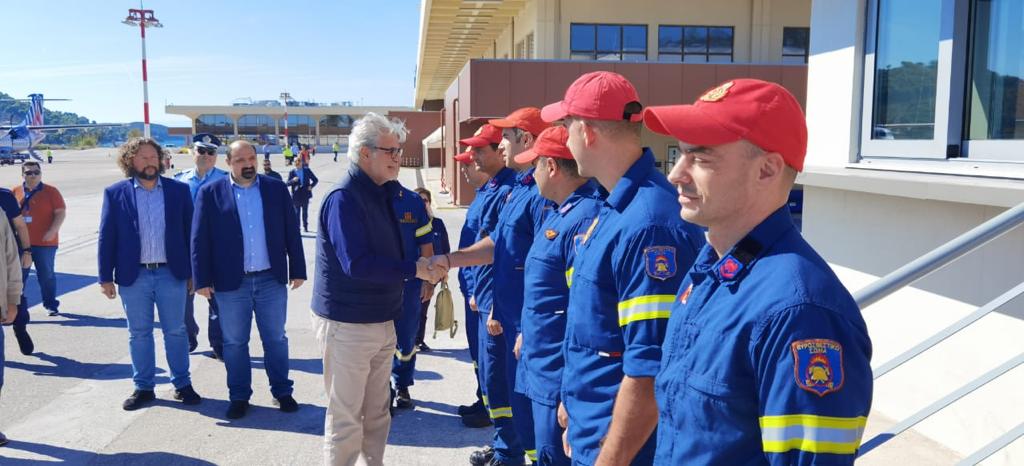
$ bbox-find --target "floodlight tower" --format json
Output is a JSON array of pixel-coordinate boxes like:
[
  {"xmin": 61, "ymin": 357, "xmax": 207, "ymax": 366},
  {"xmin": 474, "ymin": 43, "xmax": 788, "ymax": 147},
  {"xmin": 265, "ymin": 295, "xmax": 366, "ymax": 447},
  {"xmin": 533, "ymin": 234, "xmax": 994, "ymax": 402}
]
[{"xmin": 122, "ymin": 7, "xmax": 163, "ymax": 139}]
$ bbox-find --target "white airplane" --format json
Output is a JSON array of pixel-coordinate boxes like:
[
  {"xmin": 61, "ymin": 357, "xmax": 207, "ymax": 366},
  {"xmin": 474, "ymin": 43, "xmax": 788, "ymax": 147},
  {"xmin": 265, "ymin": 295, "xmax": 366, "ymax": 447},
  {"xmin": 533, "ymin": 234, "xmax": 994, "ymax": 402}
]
[{"xmin": 0, "ymin": 94, "xmax": 123, "ymax": 161}]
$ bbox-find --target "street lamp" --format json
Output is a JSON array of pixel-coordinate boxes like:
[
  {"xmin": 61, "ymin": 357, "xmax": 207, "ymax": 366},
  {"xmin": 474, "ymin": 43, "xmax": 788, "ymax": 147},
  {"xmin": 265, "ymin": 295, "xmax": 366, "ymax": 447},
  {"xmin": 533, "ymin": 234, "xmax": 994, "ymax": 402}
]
[{"xmin": 123, "ymin": 8, "xmax": 162, "ymax": 139}]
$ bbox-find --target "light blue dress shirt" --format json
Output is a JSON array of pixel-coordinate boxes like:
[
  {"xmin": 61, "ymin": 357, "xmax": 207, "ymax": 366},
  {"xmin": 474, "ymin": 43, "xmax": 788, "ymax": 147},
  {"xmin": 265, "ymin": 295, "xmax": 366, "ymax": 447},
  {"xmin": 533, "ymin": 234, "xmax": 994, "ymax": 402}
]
[
  {"xmin": 134, "ymin": 178, "xmax": 167, "ymax": 264},
  {"xmin": 231, "ymin": 176, "xmax": 271, "ymax": 272},
  {"xmin": 175, "ymin": 166, "xmax": 227, "ymax": 201}
]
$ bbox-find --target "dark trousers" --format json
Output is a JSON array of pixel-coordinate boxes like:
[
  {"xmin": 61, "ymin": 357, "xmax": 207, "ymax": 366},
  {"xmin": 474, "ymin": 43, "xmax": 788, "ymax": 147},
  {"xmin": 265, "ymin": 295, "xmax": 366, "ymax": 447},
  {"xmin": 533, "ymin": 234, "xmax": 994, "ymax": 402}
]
[
  {"xmin": 11, "ymin": 267, "xmax": 30, "ymax": 329},
  {"xmin": 294, "ymin": 201, "xmax": 309, "ymax": 231},
  {"xmin": 416, "ymin": 298, "xmax": 430, "ymax": 345},
  {"xmin": 185, "ymin": 291, "xmax": 222, "ymax": 354}
]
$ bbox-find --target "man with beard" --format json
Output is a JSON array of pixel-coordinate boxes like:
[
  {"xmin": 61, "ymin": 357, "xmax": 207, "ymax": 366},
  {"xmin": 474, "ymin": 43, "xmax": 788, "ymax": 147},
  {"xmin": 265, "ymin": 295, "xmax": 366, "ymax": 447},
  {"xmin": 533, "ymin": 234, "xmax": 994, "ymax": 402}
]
[
  {"xmin": 98, "ymin": 138, "xmax": 201, "ymax": 411},
  {"xmin": 192, "ymin": 140, "xmax": 306, "ymax": 420}
]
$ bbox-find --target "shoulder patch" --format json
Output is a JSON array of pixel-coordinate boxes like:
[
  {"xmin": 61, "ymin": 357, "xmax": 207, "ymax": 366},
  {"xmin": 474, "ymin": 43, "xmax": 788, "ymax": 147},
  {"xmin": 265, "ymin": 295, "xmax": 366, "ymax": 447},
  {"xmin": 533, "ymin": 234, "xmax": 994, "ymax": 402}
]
[
  {"xmin": 644, "ymin": 246, "xmax": 677, "ymax": 281},
  {"xmin": 791, "ymin": 339, "xmax": 844, "ymax": 397},
  {"xmin": 719, "ymin": 256, "xmax": 742, "ymax": 279}
]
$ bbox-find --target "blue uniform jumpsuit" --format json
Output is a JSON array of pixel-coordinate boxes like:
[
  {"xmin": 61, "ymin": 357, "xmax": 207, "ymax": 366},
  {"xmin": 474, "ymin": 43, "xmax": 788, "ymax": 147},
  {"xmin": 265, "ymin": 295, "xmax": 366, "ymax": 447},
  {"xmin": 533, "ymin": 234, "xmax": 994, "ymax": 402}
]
[
  {"xmin": 391, "ymin": 186, "xmax": 434, "ymax": 390},
  {"xmin": 459, "ymin": 183, "xmax": 490, "ymax": 406},
  {"xmin": 562, "ymin": 150, "xmax": 705, "ymax": 466},
  {"xmin": 472, "ymin": 167, "xmax": 520, "ymax": 461},
  {"xmin": 520, "ymin": 179, "xmax": 604, "ymax": 466},
  {"xmin": 175, "ymin": 167, "xmax": 228, "ymax": 353},
  {"xmin": 654, "ymin": 206, "xmax": 873, "ymax": 465},
  {"xmin": 490, "ymin": 167, "xmax": 552, "ymax": 464}
]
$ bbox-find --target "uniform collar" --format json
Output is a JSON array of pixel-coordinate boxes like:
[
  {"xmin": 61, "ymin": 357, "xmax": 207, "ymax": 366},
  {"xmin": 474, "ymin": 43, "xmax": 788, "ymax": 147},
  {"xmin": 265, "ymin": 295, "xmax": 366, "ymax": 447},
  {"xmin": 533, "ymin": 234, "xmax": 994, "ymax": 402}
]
[
  {"xmin": 230, "ymin": 174, "xmax": 260, "ymax": 189},
  {"xmin": 486, "ymin": 167, "xmax": 516, "ymax": 191},
  {"xmin": 692, "ymin": 206, "xmax": 796, "ymax": 284},
  {"xmin": 348, "ymin": 164, "xmax": 387, "ymax": 197},
  {"xmin": 516, "ymin": 167, "xmax": 536, "ymax": 186},
  {"xmin": 606, "ymin": 148, "xmax": 655, "ymax": 214},
  {"xmin": 558, "ymin": 178, "xmax": 602, "ymax": 216}
]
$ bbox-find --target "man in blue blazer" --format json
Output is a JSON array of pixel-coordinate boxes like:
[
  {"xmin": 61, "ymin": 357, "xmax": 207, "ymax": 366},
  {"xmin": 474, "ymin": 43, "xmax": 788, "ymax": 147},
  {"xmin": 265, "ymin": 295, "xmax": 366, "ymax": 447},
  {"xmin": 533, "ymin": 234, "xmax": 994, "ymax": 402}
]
[
  {"xmin": 192, "ymin": 140, "xmax": 306, "ymax": 420},
  {"xmin": 98, "ymin": 137, "xmax": 201, "ymax": 411}
]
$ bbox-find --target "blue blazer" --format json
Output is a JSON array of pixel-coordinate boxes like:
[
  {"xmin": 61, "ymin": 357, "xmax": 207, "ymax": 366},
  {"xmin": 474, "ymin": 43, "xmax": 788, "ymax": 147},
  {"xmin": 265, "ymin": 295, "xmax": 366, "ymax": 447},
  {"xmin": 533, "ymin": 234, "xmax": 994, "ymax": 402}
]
[
  {"xmin": 98, "ymin": 177, "xmax": 194, "ymax": 286},
  {"xmin": 191, "ymin": 174, "xmax": 306, "ymax": 292}
]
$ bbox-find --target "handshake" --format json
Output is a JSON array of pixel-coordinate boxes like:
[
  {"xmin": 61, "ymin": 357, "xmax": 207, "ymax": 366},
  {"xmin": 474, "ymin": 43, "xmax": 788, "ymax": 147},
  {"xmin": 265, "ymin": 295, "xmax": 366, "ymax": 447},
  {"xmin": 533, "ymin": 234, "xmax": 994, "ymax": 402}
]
[{"xmin": 416, "ymin": 254, "xmax": 452, "ymax": 284}]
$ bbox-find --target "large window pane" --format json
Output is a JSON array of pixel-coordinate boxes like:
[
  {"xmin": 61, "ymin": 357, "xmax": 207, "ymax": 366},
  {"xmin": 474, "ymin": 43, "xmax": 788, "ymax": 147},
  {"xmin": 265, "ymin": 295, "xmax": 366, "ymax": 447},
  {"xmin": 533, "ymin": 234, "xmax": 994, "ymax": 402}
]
[
  {"xmin": 708, "ymin": 27, "xmax": 733, "ymax": 54},
  {"xmin": 623, "ymin": 25, "xmax": 647, "ymax": 53},
  {"xmin": 967, "ymin": 0, "xmax": 1024, "ymax": 140},
  {"xmin": 871, "ymin": 0, "xmax": 941, "ymax": 140},
  {"xmin": 570, "ymin": 24, "xmax": 595, "ymax": 52},
  {"xmin": 683, "ymin": 27, "xmax": 708, "ymax": 54},
  {"xmin": 659, "ymin": 26, "xmax": 683, "ymax": 53},
  {"xmin": 783, "ymin": 27, "xmax": 810, "ymax": 57},
  {"xmin": 596, "ymin": 25, "xmax": 621, "ymax": 52}
]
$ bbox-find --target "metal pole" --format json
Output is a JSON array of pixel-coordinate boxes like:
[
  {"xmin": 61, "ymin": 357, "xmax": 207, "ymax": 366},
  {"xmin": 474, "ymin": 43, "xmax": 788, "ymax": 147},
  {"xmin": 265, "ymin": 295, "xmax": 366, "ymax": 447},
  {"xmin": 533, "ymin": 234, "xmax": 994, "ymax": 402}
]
[{"xmin": 140, "ymin": 20, "xmax": 151, "ymax": 139}]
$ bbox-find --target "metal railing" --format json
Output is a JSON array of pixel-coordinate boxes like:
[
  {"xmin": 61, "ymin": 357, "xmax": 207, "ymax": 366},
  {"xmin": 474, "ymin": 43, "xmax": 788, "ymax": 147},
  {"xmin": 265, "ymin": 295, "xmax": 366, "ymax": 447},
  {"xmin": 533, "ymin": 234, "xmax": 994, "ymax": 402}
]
[{"xmin": 853, "ymin": 201, "xmax": 1024, "ymax": 464}]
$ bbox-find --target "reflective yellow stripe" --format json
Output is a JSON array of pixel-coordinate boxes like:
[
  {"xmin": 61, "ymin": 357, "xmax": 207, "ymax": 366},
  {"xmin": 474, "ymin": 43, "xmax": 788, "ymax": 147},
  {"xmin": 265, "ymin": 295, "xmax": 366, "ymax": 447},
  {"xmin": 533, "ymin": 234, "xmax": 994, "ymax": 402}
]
[
  {"xmin": 617, "ymin": 295, "xmax": 675, "ymax": 326},
  {"xmin": 482, "ymin": 395, "xmax": 489, "ymax": 407},
  {"xmin": 525, "ymin": 449, "xmax": 537, "ymax": 461},
  {"xmin": 394, "ymin": 348, "xmax": 418, "ymax": 362},
  {"xmin": 489, "ymin": 406, "xmax": 513, "ymax": 419},
  {"xmin": 760, "ymin": 415, "xmax": 867, "ymax": 455},
  {"xmin": 565, "ymin": 267, "xmax": 574, "ymax": 288},
  {"xmin": 415, "ymin": 222, "xmax": 433, "ymax": 237}
]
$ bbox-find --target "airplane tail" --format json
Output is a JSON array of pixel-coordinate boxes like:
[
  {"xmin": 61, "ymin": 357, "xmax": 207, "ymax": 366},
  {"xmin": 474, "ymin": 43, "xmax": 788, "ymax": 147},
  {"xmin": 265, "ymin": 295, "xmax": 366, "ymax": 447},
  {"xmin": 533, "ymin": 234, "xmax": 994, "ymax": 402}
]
[{"xmin": 26, "ymin": 93, "xmax": 44, "ymax": 126}]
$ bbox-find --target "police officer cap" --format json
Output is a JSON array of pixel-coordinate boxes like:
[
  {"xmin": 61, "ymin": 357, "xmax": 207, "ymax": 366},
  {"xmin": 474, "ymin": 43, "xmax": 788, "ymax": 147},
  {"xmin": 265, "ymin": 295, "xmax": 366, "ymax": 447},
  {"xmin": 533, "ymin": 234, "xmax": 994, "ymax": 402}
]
[{"xmin": 192, "ymin": 133, "xmax": 222, "ymax": 150}]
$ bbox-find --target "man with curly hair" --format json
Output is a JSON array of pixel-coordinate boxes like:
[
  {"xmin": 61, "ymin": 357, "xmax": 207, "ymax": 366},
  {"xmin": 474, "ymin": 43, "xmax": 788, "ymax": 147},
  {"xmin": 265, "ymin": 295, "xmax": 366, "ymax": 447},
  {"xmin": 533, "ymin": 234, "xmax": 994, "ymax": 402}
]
[{"xmin": 98, "ymin": 137, "xmax": 201, "ymax": 411}]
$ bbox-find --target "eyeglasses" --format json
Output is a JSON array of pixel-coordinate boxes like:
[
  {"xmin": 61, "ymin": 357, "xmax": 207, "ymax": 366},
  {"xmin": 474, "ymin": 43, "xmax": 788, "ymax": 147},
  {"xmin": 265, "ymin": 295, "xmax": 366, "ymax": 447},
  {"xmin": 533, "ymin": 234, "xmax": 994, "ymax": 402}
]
[
  {"xmin": 371, "ymin": 146, "xmax": 403, "ymax": 158},
  {"xmin": 196, "ymin": 147, "xmax": 217, "ymax": 156},
  {"xmin": 23, "ymin": 171, "xmax": 41, "ymax": 176}
]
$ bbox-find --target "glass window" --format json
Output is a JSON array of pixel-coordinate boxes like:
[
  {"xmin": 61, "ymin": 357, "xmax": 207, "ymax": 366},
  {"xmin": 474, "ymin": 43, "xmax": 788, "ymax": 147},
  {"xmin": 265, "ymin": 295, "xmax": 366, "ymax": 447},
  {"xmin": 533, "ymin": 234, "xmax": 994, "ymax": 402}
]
[
  {"xmin": 783, "ymin": 27, "xmax": 810, "ymax": 63},
  {"xmin": 870, "ymin": 0, "xmax": 941, "ymax": 140},
  {"xmin": 661, "ymin": 26, "xmax": 734, "ymax": 63},
  {"xmin": 683, "ymin": 27, "xmax": 708, "ymax": 54},
  {"xmin": 708, "ymin": 27, "xmax": 733, "ymax": 54},
  {"xmin": 570, "ymin": 23, "xmax": 647, "ymax": 61},
  {"xmin": 196, "ymin": 114, "xmax": 232, "ymax": 135},
  {"xmin": 658, "ymin": 26, "xmax": 683, "ymax": 54},
  {"xmin": 966, "ymin": 0, "xmax": 1024, "ymax": 141}
]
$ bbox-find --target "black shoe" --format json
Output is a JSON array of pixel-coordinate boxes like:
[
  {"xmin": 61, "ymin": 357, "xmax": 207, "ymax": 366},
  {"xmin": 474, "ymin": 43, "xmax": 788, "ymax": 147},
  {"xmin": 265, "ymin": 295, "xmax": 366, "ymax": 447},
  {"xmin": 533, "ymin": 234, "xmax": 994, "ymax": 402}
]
[
  {"xmin": 458, "ymin": 399, "xmax": 485, "ymax": 416},
  {"xmin": 226, "ymin": 400, "xmax": 249, "ymax": 419},
  {"xmin": 46, "ymin": 308, "xmax": 59, "ymax": 317},
  {"xmin": 418, "ymin": 341, "xmax": 432, "ymax": 352},
  {"xmin": 122, "ymin": 390, "xmax": 156, "ymax": 411},
  {"xmin": 395, "ymin": 388, "xmax": 414, "ymax": 409},
  {"xmin": 469, "ymin": 446, "xmax": 495, "ymax": 466},
  {"xmin": 461, "ymin": 410, "xmax": 493, "ymax": 428},
  {"xmin": 206, "ymin": 350, "xmax": 223, "ymax": 361},
  {"xmin": 173, "ymin": 385, "xmax": 201, "ymax": 405},
  {"xmin": 13, "ymin": 326, "xmax": 33, "ymax": 355},
  {"xmin": 0, "ymin": 431, "xmax": 8, "ymax": 447},
  {"xmin": 273, "ymin": 395, "xmax": 299, "ymax": 413},
  {"xmin": 188, "ymin": 336, "xmax": 198, "ymax": 353}
]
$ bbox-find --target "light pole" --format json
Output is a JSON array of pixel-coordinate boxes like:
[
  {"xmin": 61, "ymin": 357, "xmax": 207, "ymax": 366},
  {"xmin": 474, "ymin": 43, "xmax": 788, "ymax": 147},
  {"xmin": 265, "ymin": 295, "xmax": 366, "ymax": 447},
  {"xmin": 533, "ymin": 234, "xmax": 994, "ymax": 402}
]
[
  {"xmin": 280, "ymin": 92, "xmax": 291, "ymax": 147},
  {"xmin": 123, "ymin": 8, "xmax": 162, "ymax": 139}
]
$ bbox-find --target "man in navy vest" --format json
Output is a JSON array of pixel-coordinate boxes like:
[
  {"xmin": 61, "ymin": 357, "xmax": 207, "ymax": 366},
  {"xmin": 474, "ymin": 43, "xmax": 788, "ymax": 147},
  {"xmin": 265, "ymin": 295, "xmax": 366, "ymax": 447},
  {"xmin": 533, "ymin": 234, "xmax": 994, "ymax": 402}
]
[
  {"xmin": 98, "ymin": 137, "xmax": 201, "ymax": 411},
  {"xmin": 311, "ymin": 112, "xmax": 435, "ymax": 466},
  {"xmin": 192, "ymin": 140, "xmax": 306, "ymax": 420}
]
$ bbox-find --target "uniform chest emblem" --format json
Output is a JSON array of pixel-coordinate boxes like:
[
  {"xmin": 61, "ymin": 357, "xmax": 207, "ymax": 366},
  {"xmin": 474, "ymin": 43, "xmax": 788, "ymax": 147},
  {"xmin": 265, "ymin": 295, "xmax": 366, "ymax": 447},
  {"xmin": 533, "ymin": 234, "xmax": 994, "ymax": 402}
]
[
  {"xmin": 400, "ymin": 212, "xmax": 416, "ymax": 223},
  {"xmin": 719, "ymin": 256, "xmax": 742, "ymax": 279},
  {"xmin": 644, "ymin": 246, "xmax": 677, "ymax": 281},
  {"xmin": 545, "ymin": 229, "xmax": 558, "ymax": 240},
  {"xmin": 679, "ymin": 284, "xmax": 693, "ymax": 304},
  {"xmin": 791, "ymin": 339, "xmax": 844, "ymax": 397}
]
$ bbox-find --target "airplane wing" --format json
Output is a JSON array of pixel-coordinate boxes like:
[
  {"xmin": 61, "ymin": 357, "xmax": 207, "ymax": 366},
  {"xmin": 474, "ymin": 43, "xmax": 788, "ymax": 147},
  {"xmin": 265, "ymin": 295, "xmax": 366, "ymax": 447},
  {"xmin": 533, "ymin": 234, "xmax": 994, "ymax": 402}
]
[{"xmin": 0, "ymin": 123, "xmax": 125, "ymax": 131}]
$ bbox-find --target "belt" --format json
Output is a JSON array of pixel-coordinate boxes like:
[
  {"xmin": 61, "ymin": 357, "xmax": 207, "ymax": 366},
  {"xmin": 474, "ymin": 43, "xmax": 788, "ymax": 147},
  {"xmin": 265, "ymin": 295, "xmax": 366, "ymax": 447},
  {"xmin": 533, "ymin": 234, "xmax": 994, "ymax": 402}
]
[
  {"xmin": 141, "ymin": 263, "xmax": 166, "ymax": 270},
  {"xmin": 244, "ymin": 269, "xmax": 271, "ymax": 277}
]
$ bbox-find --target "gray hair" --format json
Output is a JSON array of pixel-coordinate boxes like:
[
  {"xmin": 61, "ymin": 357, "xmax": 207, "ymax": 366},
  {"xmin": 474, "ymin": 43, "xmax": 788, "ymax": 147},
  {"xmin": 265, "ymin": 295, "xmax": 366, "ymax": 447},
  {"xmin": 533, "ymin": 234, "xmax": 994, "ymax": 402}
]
[{"xmin": 347, "ymin": 112, "xmax": 409, "ymax": 164}]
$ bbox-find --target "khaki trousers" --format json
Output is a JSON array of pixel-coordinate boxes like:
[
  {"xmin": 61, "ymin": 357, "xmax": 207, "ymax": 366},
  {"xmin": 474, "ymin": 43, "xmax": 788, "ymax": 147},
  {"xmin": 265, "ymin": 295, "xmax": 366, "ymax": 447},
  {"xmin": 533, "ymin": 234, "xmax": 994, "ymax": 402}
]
[{"xmin": 312, "ymin": 313, "xmax": 397, "ymax": 466}]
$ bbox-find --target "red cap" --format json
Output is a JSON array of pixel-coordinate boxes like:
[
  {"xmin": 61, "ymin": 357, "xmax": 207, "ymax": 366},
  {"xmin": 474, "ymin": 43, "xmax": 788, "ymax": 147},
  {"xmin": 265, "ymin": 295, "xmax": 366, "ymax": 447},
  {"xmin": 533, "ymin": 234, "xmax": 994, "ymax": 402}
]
[
  {"xmin": 514, "ymin": 126, "xmax": 573, "ymax": 164},
  {"xmin": 489, "ymin": 107, "xmax": 549, "ymax": 137},
  {"xmin": 643, "ymin": 79, "xmax": 808, "ymax": 171},
  {"xmin": 459, "ymin": 124, "xmax": 503, "ymax": 147},
  {"xmin": 541, "ymin": 71, "xmax": 643, "ymax": 123},
  {"xmin": 454, "ymin": 149, "xmax": 474, "ymax": 164}
]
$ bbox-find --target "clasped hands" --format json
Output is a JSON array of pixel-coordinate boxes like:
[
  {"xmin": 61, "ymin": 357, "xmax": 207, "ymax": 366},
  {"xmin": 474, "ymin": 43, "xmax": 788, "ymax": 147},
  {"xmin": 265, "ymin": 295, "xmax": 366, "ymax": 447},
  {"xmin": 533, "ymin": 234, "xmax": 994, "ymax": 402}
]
[{"xmin": 416, "ymin": 254, "xmax": 450, "ymax": 284}]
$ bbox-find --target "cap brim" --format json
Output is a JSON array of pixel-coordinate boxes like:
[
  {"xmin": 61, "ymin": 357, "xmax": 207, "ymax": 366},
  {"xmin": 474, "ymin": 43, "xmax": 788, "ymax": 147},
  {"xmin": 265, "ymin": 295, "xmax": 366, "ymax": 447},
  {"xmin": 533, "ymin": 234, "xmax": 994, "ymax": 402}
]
[
  {"xmin": 488, "ymin": 118, "xmax": 517, "ymax": 129},
  {"xmin": 513, "ymin": 149, "xmax": 540, "ymax": 165},
  {"xmin": 193, "ymin": 142, "xmax": 218, "ymax": 150},
  {"xmin": 454, "ymin": 152, "xmax": 474, "ymax": 164},
  {"xmin": 459, "ymin": 136, "xmax": 490, "ymax": 147},
  {"xmin": 642, "ymin": 106, "xmax": 741, "ymax": 146},
  {"xmin": 541, "ymin": 101, "xmax": 569, "ymax": 123}
]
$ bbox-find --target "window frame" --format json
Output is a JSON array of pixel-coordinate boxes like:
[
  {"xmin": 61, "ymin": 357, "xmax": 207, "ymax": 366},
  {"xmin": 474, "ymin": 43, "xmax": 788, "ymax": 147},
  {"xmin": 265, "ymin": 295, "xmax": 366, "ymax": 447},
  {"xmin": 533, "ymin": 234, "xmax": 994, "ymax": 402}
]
[
  {"xmin": 782, "ymin": 27, "xmax": 810, "ymax": 64},
  {"xmin": 657, "ymin": 25, "xmax": 734, "ymax": 63},
  {"xmin": 570, "ymin": 23, "xmax": 649, "ymax": 61}
]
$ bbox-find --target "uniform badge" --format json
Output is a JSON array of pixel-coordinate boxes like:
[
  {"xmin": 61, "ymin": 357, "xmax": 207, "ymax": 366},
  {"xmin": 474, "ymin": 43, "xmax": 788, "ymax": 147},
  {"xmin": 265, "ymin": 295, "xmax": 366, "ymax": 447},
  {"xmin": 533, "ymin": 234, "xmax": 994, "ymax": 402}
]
[
  {"xmin": 545, "ymin": 229, "xmax": 558, "ymax": 240},
  {"xmin": 679, "ymin": 284, "xmax": 693, "ymax": 304},
  {"xmin": 719, "ymin": 256, "xmax": 742, "ymax": 279},
  {"xmin": 700, "ymin": 81, "xmax": 734, "ymax": 102},
  {"xmin": 523, "ymin": 174, "xmax": 534, "ymax": 185},
  {"xmin": 644, "ymin": 246, "xmax": 677, "ymax": 281},
  {"xmin": 791, "ymin": 339, "xmax": 844, "ymax": 397}
]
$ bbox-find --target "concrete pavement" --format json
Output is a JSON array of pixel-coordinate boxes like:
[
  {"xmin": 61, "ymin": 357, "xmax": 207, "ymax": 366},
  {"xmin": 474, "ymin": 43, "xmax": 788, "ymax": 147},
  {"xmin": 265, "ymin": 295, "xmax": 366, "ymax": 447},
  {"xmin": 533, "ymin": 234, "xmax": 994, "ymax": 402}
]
[{"xmin": 0, "ymin": 148, "xmax": 489, "ymax": 465}]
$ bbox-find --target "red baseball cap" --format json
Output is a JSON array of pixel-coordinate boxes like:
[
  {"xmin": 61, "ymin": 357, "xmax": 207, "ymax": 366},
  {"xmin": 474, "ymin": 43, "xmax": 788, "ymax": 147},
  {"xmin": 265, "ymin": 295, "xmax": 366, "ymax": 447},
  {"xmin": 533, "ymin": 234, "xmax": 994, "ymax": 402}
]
[
  {"xmin": 643, "ymin": 79, "xmax": 808, "ymax": 171},
  {"xmin": 459, "ymin": 124, "xmax": 503, "ymax": 148},
  {"xmin": 454, "ymin": 149, "xmax": 474, "ymax": 164},
  {"xmin": 489, "ymin": 107, "xmax": 549, "ymax": 137},
  {"xmin": 514, "ymin": 126, "xmax": 573, "ymax": 164},
  {"xmin": 541, "ymin": 71, "xmax": 643, "ymax": 123}
]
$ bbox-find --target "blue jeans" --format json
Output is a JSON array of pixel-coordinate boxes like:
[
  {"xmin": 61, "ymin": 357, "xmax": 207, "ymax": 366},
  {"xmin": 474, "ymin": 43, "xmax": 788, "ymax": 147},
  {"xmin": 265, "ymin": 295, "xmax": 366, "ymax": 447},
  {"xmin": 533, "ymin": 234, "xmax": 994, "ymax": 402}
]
[
  {"xmin": 118, "ymin": 266, "xmax": 191, "ymax": 390},
  {"xmin": 31, "ymin": 246, "xmax": 59, "ymax": 311},
  {"xmin": 214, "ymin": 271, "xmax": 293, "ymax": 401}
]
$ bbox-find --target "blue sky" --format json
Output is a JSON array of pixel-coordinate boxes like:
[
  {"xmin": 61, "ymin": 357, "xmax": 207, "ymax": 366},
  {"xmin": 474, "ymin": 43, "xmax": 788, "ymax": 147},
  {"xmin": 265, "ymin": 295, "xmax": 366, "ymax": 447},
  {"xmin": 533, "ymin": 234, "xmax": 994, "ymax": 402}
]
[{"xmin": 2, "ymin": 0, "xmax": 421, "ymax": 126}]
